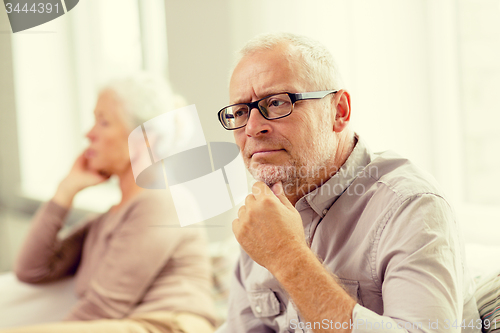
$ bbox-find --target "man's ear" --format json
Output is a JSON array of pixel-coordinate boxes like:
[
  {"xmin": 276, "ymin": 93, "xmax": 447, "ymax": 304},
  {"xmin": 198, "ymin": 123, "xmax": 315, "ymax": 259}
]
[{"xmin": 331, "ymin": 90, "xmax": 351, "ymax": 133}]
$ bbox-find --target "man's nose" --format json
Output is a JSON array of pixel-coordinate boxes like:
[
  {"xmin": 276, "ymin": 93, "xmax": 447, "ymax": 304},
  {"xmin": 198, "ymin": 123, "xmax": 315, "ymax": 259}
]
[{"xmin": 245, "ymin": 107, "xmax": 272, "ymax": 137}]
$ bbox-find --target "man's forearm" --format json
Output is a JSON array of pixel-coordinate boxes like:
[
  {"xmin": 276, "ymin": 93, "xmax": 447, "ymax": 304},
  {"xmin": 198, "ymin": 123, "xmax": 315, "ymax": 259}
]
[{"xmin": 271, "ymin": 246, "xmax": 357, "ymax": 333}]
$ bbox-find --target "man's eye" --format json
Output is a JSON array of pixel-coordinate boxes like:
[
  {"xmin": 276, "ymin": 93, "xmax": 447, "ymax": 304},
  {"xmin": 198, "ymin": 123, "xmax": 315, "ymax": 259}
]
[
  {"xmin": 268, "ymin": 99, "xmax": 286, "ymax": 108},
  {"xmin": 234, "ymin": 108, "xmax": 248, "ymax": 118}
]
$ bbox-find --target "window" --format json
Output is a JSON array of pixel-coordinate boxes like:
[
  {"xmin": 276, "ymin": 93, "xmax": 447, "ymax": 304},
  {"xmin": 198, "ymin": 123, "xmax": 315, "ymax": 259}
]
[
  {"xmin": 10, "ymin": 0, "xmax": 168, "ymax": 212},
  {"xmin": 457, "ymin": 0, "xmax": 500, "ymax": 206}
]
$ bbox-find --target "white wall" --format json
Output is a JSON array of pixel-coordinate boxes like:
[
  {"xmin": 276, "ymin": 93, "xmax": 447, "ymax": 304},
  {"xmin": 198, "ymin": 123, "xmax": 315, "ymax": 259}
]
[
  {"xmin": 164, "ymin": 0, "xmax": 500, "ymax": 244},
  {"xmin": 167, "ymin": 0, "xmax": 440, "ymax": 175},
  {"xmin": 1, "ymin": 0, "xmax": 499, "ymax": 251}
]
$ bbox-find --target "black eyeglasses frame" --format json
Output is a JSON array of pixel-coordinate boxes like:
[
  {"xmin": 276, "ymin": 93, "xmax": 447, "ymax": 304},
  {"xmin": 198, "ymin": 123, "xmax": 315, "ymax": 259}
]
[{"xmin": 218, "ymin": 90, "xmax": 339, "ymax": 130}]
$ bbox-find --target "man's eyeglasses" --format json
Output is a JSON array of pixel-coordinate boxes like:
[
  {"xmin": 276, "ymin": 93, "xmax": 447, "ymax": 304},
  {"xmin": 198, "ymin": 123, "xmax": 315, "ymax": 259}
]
[{"xmin": 218, "ymin": 90, "xmax": 339, "ymax": 130}]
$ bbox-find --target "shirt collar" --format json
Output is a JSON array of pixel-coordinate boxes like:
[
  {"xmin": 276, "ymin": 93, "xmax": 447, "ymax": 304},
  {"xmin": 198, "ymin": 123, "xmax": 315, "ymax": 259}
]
[{"xmin": 295, "ymin": 134, "xmax": 372, "ymax": 217}]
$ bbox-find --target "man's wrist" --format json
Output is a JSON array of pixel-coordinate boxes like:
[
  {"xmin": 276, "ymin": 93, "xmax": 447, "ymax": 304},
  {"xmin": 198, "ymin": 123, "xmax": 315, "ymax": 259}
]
[{"xmin": 270, "ymin": 244, "xmax": 319, "ymax": 282}]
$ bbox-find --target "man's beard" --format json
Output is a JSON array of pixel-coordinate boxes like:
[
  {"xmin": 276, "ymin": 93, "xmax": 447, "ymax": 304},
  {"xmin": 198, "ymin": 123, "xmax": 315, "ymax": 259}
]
[
  {"xmin": 248, "ymin": 164, "xmax": 294, "ymax": 187},
  {"xmin": 246, "ymin": 127, "xmax": 336, "ymax": 190}
]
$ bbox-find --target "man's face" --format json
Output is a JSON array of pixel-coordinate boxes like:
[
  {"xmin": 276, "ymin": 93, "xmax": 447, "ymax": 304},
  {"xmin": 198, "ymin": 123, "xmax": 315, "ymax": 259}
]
[{"xmin": 230, "ymin": 46, "xmax": 337, "ymax": 188}]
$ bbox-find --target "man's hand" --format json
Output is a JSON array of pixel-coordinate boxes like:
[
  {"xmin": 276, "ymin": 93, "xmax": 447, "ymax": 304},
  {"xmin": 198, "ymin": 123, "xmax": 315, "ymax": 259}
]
[
  {"xmin": 232, "ymin": 181, "xmax": 308, "ymax": 274},
  {"xmin": 234, "ymin": 181, "xmax": 357, "ymax": 331}
]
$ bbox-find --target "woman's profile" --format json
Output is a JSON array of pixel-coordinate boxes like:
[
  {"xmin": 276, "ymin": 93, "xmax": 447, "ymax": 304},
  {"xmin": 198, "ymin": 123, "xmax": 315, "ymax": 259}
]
[{"xmin": 3, "ymin": 73, "xmax": 216, "ymax": 333}]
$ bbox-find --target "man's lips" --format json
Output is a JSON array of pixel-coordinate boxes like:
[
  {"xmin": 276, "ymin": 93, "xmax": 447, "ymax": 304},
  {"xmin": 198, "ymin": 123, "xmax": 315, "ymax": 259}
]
[{"xmin": 251, "ymin": 149, "xmax": 284, "ymax": 158}]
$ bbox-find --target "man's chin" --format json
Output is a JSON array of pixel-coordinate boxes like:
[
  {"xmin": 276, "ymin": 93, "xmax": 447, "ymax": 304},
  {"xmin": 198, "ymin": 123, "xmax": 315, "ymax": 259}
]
[{"xmin": 249, "ymin": 164, "xmax": 291, "ymax": 186}]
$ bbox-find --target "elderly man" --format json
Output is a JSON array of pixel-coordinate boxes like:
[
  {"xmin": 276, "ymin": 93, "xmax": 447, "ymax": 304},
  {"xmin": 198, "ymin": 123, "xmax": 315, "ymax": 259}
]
[{"xmin": 215, "ymin": 32, "xmax": 480, "ymax": 333}]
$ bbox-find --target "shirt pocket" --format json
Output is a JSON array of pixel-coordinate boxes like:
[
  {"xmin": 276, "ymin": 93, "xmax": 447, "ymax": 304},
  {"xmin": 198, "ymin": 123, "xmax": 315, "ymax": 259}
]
[
  {"xmin": 247, "ymin": 289, "xmax": 281, "ymax": 318},
  {"xmin": 338, "ymin": 278, "xmax": 364, "ymax": 306}
]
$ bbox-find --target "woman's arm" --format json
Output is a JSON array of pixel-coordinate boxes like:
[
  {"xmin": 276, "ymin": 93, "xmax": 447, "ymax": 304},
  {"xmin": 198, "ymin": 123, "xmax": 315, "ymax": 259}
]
[
  {"xmin": 64, "ymin": 191, "xmax": 196, "ymax": 320},
  {"xmin": 14, "ymin": 201, "xmax": 90, "ymax": 283},
  {"xmin": 15, "ymin": 152, "xmax": 108, "ymax": 283}
]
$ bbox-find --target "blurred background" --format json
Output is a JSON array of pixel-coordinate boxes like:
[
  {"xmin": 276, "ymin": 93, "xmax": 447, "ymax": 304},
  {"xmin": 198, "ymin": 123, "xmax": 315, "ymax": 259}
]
[{"xmin": 0, "ymin": 0, "xmax": 499, "ymax": 274}]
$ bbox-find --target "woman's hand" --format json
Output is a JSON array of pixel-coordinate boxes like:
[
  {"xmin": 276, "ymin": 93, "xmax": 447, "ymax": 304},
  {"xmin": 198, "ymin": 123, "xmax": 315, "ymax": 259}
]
[{"xmin": 52, "ymin": 151, "xmax": 110, "ymax": 208}]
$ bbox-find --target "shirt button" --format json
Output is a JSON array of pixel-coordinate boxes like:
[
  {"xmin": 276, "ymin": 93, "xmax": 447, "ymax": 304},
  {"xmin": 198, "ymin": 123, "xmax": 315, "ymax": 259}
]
[
  {"xmin": 255, "ymin": 305, "xmax": 262, "ymax": 313},
  {"xmin": 322, "ymin": 209, "xmax": 328, "ymax": 216}
]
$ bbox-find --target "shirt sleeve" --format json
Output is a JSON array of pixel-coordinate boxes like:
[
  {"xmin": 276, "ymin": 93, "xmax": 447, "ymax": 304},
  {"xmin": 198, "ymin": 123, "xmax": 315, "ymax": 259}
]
[
  {"xmin": 351, "ymin": 193, "xmax": 479, "ymax": 333},
  {"xmin": 14, "ymin": 201, "xmax": 89, "ymax": 283},
  {"xmin": 64, "ymin": 193, "xmax": 191, "ymax": 321},
  {"xmin": 216, "ymin": 254, "xmax": 275, "ymax": 333}
]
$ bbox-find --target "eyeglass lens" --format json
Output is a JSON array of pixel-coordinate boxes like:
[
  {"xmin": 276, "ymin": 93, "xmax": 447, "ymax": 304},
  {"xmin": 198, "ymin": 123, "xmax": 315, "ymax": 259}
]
[{"xmin": 222, "ymin": 93, "xmax": 292, "ymax": 129}]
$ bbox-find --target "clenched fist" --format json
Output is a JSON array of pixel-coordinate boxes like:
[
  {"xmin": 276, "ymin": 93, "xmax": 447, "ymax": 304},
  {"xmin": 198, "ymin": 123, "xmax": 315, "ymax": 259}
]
[{"xmin": 232, "ymin": 181, "xmax": 309, "ymax": 274}]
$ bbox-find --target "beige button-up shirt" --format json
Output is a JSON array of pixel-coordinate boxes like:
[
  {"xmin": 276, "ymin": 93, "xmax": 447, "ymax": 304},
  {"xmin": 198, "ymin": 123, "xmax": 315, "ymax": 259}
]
[{"xmin": 218, "ymin": 136, "xmax": 480, "ymax": 333}]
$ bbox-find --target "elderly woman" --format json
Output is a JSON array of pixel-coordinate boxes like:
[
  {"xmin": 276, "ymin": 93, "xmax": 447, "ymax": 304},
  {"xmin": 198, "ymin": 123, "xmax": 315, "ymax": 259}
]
[{"xmin": 3, "ymin": 74, "xmax": 216, "ymax": 333}]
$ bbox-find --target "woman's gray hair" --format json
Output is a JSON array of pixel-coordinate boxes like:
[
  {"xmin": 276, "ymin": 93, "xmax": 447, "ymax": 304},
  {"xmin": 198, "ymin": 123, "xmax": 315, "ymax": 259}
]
[
  {"xmin": 237, "ymin": 32, "xmax": 344, "ymax": 91},
  {"xmin": 101, "ymin": 72, "xmax": 196, "ymax": 162},
  {"xmin": 101, "ymin": 72, "xmax": 177, "ymax": 129}
]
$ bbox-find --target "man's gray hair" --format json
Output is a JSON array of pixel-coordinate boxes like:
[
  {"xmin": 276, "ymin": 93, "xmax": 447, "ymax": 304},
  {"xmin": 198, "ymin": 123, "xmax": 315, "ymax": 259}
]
[
  {"xmin": 237, "ymin": 32, "xmax": 344, "ymax": 91},
  {"xmin": 101, "ymin": 72, "xmax": 177, "ymax": 129}
]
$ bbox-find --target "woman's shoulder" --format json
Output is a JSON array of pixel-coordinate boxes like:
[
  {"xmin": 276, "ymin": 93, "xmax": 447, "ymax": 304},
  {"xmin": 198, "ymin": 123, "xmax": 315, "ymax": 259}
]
[
  {"xmin": 128, "ymin": 189, "xmax": 174, "ymax": 214},
  {"xmin": 115, "ymin": 190, "xmax": 208, "ymax": 246},
  {"xmin": 119, "ymin": 189, "xmax": 189, "ymax": 230}
]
